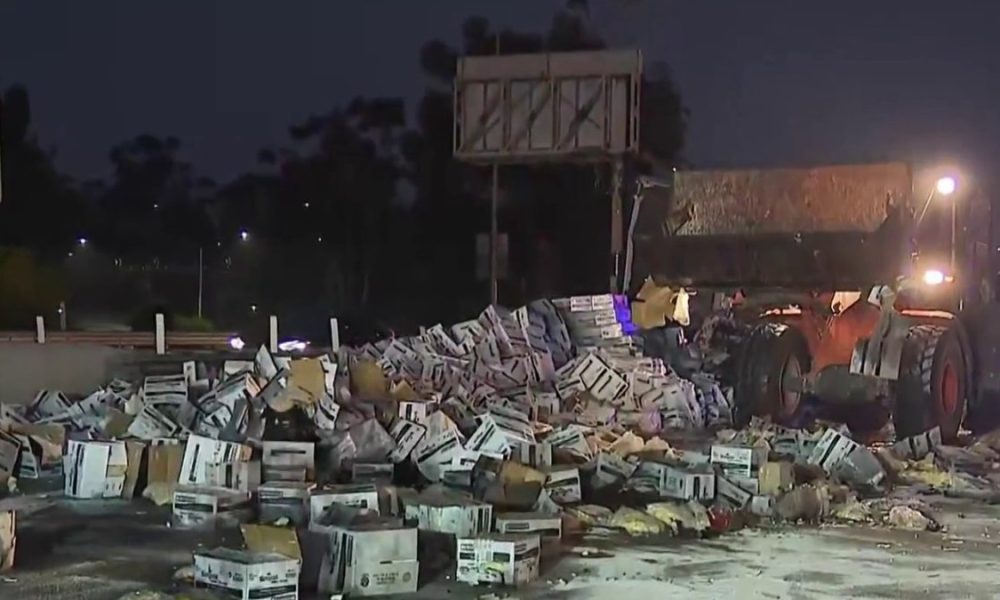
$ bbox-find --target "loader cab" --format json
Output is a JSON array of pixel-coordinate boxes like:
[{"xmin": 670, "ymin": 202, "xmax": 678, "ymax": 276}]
[{"xmin": 898, "ymin": 182, "xmax": 994, "ymax": 313}]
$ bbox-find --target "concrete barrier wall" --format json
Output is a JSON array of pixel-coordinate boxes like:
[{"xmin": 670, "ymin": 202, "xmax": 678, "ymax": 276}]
[{"xmin": 0, "ymin": 343, "xmax": 132, "ymax": 404}]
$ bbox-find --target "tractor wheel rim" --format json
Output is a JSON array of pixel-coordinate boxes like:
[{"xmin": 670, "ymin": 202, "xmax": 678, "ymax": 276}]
[
  {"xmin": 941, "ymin": 361, "xmax": 960, "ymax": 417},
  {"xmin": 780, "ymin": 355, "xmax": 802, "ymax": 417}
]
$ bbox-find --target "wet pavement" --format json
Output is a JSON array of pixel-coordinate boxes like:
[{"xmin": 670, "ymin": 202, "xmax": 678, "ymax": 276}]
[{"xmin": 3, "ymin": 491, "xmax": 1000, "ymax": 600}]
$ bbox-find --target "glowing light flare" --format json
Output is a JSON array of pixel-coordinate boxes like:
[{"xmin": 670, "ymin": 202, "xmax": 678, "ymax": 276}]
[{"xmin": 936, "ymin": 176, "xmax": 957, "ymax": 196}]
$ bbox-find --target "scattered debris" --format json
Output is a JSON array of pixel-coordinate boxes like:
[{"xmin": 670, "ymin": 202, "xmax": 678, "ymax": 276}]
[
  {"xmin": 3, "ymin": 294, "xmax": 1000, "ymax": 597},
  {"xmin": 887, "ymin": 505, "xmax": 935, "ymax": 531}
]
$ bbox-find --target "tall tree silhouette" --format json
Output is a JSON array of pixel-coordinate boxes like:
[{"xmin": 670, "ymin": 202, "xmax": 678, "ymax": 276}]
[{"xmin": 0, "ymin": 84, "xmax": 84, "ymax": 258}]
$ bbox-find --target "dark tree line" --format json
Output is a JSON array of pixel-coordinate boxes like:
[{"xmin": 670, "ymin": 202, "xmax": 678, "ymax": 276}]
[{"xmin": 0, "ymin": 3, "xmax": 687, "ymax": 336}]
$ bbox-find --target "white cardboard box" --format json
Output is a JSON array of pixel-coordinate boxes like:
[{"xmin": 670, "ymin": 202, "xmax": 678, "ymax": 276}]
[
  {"xmin": 892, "ymin": 427, "xmax": 942, "ymax": 460},
  {"xmin": 413, "ymin": 429, "xmax": 464, "ymax": 482},
  {"xmin": 710, "ymin": 445, "xmax": 768, "ymax": 478},
  {"xmin": 465, "ymin": 413, "xmax": 536, "ymax": 458},
  {"xmin": 352, "ymin": 462, "xmax": 394, "ymax": 484},
  {"xmin": 404, "ymin": 496, "xmax": 493, "ymax": 537},
  {"xmin": 262, "ymin": 441, "xmax": 315, "ymax": 482},
  {"xmin": 591, "ymin": 452, "xmax": 637, "ymax": 488},
  {"xmin": 172, "ymin": 485, "xmax": 253, "ymax": 529},
  {"xmin": 310, "ymin": 484, "xmax": 380, "ymax": 522},
  {"xmin": 456, "ymin": 534, "xmax": 540, "ymax": 587},
  {"xmin": 716, "ymin": 475, "xmax": 752, "ymax": 508},
  {"xmin": 30, "ymin": 390, "xmax": 72, "ymax": 419},
  {"xmin": 807, "ymin": 429, "xmax": 859, "ymax": 473},
  {"xmin": 388, "ymin": 419, "xmax": 426, "ymax": 463},
  {"xmin": 193, "ymin": 548, "xmax": 299, "ymax": 600},
  {"xmin": 259, "ymin": 481, "xmax": 315, "ymax": 525},
  {"xmin": 512, "ymin": 442, "xmax": 553, "ymax": 469},
  {"xmin": 180, "ymin": 435, "xmax": 252, "ymax": 486},
  {"xmin": 206, "ymin": 460, "xmax": 261, "ymax": 493},
  {"xmin": 545, "ymin": 426, "xmax": 593, "ymax": 460},
  {"xmin": 0, "ymin": 431, "xmax": 21, "ymax": 477},
  {"xmin": 544, "ymin": 466, "xmax": 582, "ymax": 504},
  {"xmin": 495, "ymin": 512, "xmax": 562, "ymax": 540},
  {"xmin": 63, "ymin": 440, "xmax": 128, "ymax": 499},
  {"xmin": 632, "ymin": 461, "xmax": 715, "ymax": 501},
  {"xmin": 319, "ymin": 522, "xmax": 419, "ymax": 596},
  {"xmin": 398, "ymin": 399, "xmax": 436, "ymax": 425}
]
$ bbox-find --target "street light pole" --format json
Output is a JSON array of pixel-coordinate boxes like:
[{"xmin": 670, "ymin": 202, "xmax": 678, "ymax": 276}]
[{"xmin": 951, "ymin": 199, "xmax": 957, "ymax": 273}]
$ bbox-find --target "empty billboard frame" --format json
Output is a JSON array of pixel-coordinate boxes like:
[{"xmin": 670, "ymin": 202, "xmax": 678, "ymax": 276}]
[{"xmin": 454, "ymin": 49, "xmax": 642, "ymax": 163}]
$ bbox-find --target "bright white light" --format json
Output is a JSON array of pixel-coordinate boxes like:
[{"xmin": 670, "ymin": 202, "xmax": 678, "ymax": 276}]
[
  {"xmin": 278, "ymin": 339, "xmax": 309, "ymax": 352},
  {"xmin": 936, "ymin": 176, "xmax": 957, "ymax": 196},
  {"xmin": 78, "ymin": 237, "xmax": 88, "ymax": 246},
  {"xmin": 250, "ymin": 304, "xmax": 258, "ymax": 313},
  {"xmin": 228, "ymin": 336, "xmax": 246, "ymax": 351},
  {"xmin": 239, "ymin": 230, "xmax": 250, "ymax": 241},
  {"xmin": 923, "ymin": 269, "xmax": 946, "ymax": 286}
]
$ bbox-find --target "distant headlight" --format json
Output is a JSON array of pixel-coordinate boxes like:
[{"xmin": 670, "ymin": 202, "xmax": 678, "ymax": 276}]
[
  {"xmin": 922, "ymin": 269, "xmax": 946, "ymax": 286},
  {"xmin": 278, "ymin": 339, "xmax": 309, "ymax": 352}
]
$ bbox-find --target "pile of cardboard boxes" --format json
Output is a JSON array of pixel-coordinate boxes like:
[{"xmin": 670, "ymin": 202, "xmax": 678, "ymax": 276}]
[{"xmin": 0, "ymin": 294, "xmax": 955, "ymax": 592}]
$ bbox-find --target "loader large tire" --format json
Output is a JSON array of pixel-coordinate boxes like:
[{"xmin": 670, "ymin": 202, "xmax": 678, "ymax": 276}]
[
  {"xmin": 734, "ymin": 323, "xmax": 812, "ymax": 428},
  {"xmin": 893, "ymin": 324, "xmax": 967, "ymax": 442}
]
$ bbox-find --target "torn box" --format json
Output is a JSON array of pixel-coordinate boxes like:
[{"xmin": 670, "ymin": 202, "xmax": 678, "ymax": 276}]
[{"xmin": 456, "ymin": 534, "xmax": 540, "ymax": 587}]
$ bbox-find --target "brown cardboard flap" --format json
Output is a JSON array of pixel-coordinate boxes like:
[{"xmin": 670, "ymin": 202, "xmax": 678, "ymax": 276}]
[
  {"xmin": 241, "ymin": 524, "xmax": 302, "ymax": 561},
  {"xmin": 122, "ymin": 441, "xmax": 147, "ymax": 499}
]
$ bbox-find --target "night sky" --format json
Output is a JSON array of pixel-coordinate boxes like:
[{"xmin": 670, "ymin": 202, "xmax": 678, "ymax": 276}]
[{"xmin": 2, "ymin": 0, "xmax": 1000, "ymax": 185}]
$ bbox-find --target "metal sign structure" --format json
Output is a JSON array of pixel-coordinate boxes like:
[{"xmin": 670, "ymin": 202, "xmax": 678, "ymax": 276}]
[
  {"xmin": 454, "ymin": 49, "xmax": 642, "ymax": 162},
  {"xmin": 454, "ymin": 49, "xmax": 643, "ymax": 300}
]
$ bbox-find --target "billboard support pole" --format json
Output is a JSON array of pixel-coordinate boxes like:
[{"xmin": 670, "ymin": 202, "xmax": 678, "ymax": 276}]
[
  {"xmin": 610, "ymin": 158, "xmax": 624, "ymax": 293},
  {"xmin": 490, "ymin": 163, "xmax": 499, "ymax": 306},
  {"xmin": 489, "ymin": 34, "xmax": 501, "ymax": 306}
]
